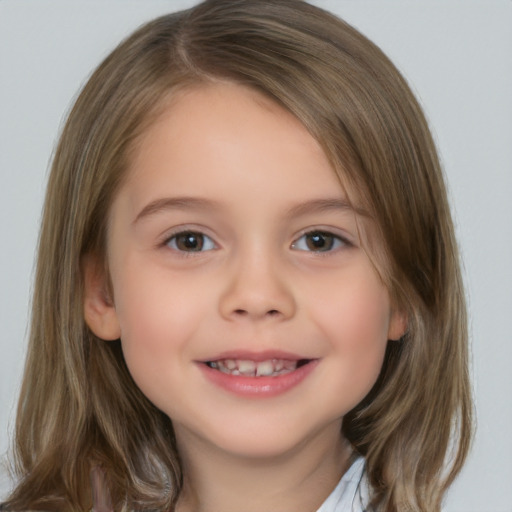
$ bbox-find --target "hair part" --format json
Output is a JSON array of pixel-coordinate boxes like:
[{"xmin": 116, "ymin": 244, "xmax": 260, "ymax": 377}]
[{"xmin": 4, "ymin": 1, "xmax": 472, "ymax": 510}]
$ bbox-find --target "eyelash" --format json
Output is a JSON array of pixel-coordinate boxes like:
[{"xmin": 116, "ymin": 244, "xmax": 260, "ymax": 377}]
[
  {"xmin": 164, "ymin": 230, "xmax": 216, "ymax": 253},
  {"xmin": 163, "ymin": 229, "xmax": 350, "ymax": 255},
  {"xmin": 291, "ymin": 230, "xmax": 350, "ymax": 253}
]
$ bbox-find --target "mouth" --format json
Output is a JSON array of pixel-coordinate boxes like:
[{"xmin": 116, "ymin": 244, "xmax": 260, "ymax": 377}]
[
  {"xmin": 204, "ymin": 358, "xmax": 312, "ymax": 377},
  {"xmin": 199, "ymin": 353, "xmax": 319, "ymax": 397}
]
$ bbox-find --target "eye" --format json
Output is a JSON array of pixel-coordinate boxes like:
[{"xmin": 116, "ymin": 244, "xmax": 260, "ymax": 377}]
[
  {"xmin": 166, "ymin": 231, "xmax": 216, "ymax": 252},
  {"xmin": 291, "ymin": 230, "xmax": 346, "ymax": 252}
]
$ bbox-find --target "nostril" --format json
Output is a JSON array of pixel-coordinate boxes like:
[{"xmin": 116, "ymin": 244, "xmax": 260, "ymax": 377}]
[{"xmin": 232, "ymin": 308, "xmax": 280, "ymax": 317}]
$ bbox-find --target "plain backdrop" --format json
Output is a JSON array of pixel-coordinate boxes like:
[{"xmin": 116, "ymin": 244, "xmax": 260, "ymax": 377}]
[{"xmin": 1, "ymin": 1, "xmax": 511, "ymax": 510}]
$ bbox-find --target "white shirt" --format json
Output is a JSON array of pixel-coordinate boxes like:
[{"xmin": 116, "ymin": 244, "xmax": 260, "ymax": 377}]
[{"xmin": 315, "ymin": 456, "xmax": 369, "ymax": 512}]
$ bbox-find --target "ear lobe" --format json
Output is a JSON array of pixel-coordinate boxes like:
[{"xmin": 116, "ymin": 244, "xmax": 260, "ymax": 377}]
[
  {"xmin": 388, "ymin": 309, "xmax": 407, "ymax": 341},
  {"xmin": 83, "ymin": 254, "xmax": 121, "ymax": 341}
]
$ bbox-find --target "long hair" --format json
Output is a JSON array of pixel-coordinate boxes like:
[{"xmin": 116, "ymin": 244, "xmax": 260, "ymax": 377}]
[{"xmin": 4, "ymin": 1, "xmax": 472, "ymax": 510}]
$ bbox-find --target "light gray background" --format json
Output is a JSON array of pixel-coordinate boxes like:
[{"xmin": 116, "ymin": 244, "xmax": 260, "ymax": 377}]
[{"xmin": 1, "ymin": 1, "xmax": 511, "ymax": 510}]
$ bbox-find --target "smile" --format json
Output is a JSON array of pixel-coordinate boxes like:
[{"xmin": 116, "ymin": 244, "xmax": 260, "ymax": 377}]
[
  {"xmin": 206, "ymin": 358, "xmax": 310, "ymax": 377},
  {"xmin": 199, "ymin": 354, "xmax": 318, "ymax": 397}
]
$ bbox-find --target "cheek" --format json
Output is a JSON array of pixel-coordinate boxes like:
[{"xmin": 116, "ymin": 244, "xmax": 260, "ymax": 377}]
[
  {"xmin": 110, "ymin": 261, "xmax": 209, "ymax": 384},
  {"xmin": 312, "ymin": 270, "xmax": 391, "ymax": 336},
  {"xmin": 309, "ymin": 273, "xmax": 391, "ymax": 397}
]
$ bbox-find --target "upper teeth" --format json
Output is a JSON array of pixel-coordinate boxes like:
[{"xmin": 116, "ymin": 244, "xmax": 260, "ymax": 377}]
[{"xmin": 208, "ymin": 359, "xmax": 299, "ymax": 377}]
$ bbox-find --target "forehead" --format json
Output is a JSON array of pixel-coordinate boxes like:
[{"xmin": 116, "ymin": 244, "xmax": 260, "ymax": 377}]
[
  {"xmin": 135, "ymin": 84, "xmax": 324, "ymax": 160},
  {"xmin": 123, "ymin": 82, "xmax": 344, "ymax": 200}
]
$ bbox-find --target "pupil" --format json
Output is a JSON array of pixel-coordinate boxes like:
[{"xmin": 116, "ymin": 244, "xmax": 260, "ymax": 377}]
[
  {"xmin": 307, "ymin": 232, "xmax": 333, "ymax": 251},
  {"xmin": 177, "ymin": 233, "xmax": 203, "ymax": 251}
]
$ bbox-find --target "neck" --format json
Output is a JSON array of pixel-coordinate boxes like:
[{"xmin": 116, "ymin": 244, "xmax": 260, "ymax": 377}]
[{"xmin": 174, "ymin": 421, "xmax": 352, "ymax": 512}]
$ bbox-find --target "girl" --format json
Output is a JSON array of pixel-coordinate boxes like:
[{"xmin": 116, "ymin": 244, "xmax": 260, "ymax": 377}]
[{"xmin": 2, "ymin": 0, "xmax": 473, "ymax": 510}]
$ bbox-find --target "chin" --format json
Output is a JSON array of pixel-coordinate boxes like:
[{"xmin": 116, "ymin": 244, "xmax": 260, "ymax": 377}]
[
  {"xmin": 216, "ymin": 434, "xmax": 306, "ymax": 460},
  {"xmin": 201, "ymin": 415, "xmax": 337, "ymax": 461}
]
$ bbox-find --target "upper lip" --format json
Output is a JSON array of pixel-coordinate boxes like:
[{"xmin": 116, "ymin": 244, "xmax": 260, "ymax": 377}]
[{"xmin": 198, "ymin": 350, "xmax": 314, "ymax": 363}]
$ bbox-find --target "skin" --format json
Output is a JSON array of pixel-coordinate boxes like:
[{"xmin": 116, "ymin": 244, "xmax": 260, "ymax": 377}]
[{"xmin": 84, "ymin": 82, "xmax": 405, "ymax": 512}]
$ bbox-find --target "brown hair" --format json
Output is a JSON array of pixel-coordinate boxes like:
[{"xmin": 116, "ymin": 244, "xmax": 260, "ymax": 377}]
[{"xmin": 3, "ymin": 1, "xmax": 472, "ymax": 510}]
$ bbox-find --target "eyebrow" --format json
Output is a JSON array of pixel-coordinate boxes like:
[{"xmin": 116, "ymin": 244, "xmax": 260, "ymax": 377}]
[
  {"xmin": 133, "ymin": 197, "xmax": 221, "ymax": 225},
  {"xmin": 133, "ymin": 196, "xmax": 369, "ymax": 225},
  {"xmin": 285, "ymin": 198, "xmax": 369, "ymax": 219}
]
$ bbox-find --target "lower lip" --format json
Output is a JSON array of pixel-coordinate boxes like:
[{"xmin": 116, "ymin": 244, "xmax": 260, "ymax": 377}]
[{"xmin": 198, "ymin": 360, "xmax": 319, "ymax": 398}]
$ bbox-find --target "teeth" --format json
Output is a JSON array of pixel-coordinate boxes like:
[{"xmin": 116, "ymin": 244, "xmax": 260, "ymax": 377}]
[
  {"xmin": 207, "ymin": 358, "xmax": 305, "ymax": 377},
  {"xmin": 283, "ymin": 360, "xmax": 297, "ymax": 370},
  {"xmin": 225, "ymin": 359, "xmax": 237, "ymax": 370},
  {"xmin": 238, "ymin": 360, "xmax": 256, "ymax": 375},
  {"xmin": 255, "ymin": 360, "xmax": 274, "ymax": 376}
]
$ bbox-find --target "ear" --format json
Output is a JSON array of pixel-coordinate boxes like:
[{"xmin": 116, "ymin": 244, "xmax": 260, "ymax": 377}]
[
  {"xmin": 82, "ymin": 254, "xmax": 121, "ymax": 341},
  {"xmin": 387, "ymin": 308, "xmax": 407, "ymax": 341}
]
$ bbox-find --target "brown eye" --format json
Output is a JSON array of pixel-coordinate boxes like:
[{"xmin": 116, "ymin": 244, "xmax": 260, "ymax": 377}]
[
  {"xmin": 167, "ymin": 231, "xmax": 215, "ymax": 252},
  {"xmin": 292, "ymin": 231, "xmax": 345, "ymax": 252},
  {"xmin": 305, "ymin": 232, "xmax": 334, "ymax": 251}
]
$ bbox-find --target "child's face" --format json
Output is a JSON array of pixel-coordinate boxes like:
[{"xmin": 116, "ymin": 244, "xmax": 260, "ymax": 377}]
[{"xmin": 87, "ymin": 82, "xmax": 404, "ymax": 460}]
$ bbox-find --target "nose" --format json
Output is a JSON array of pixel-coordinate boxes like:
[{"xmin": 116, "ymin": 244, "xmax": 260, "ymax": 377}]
[{"xmin": 218, "ymin": 248, "xmax": 296, "ymax": 322}]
